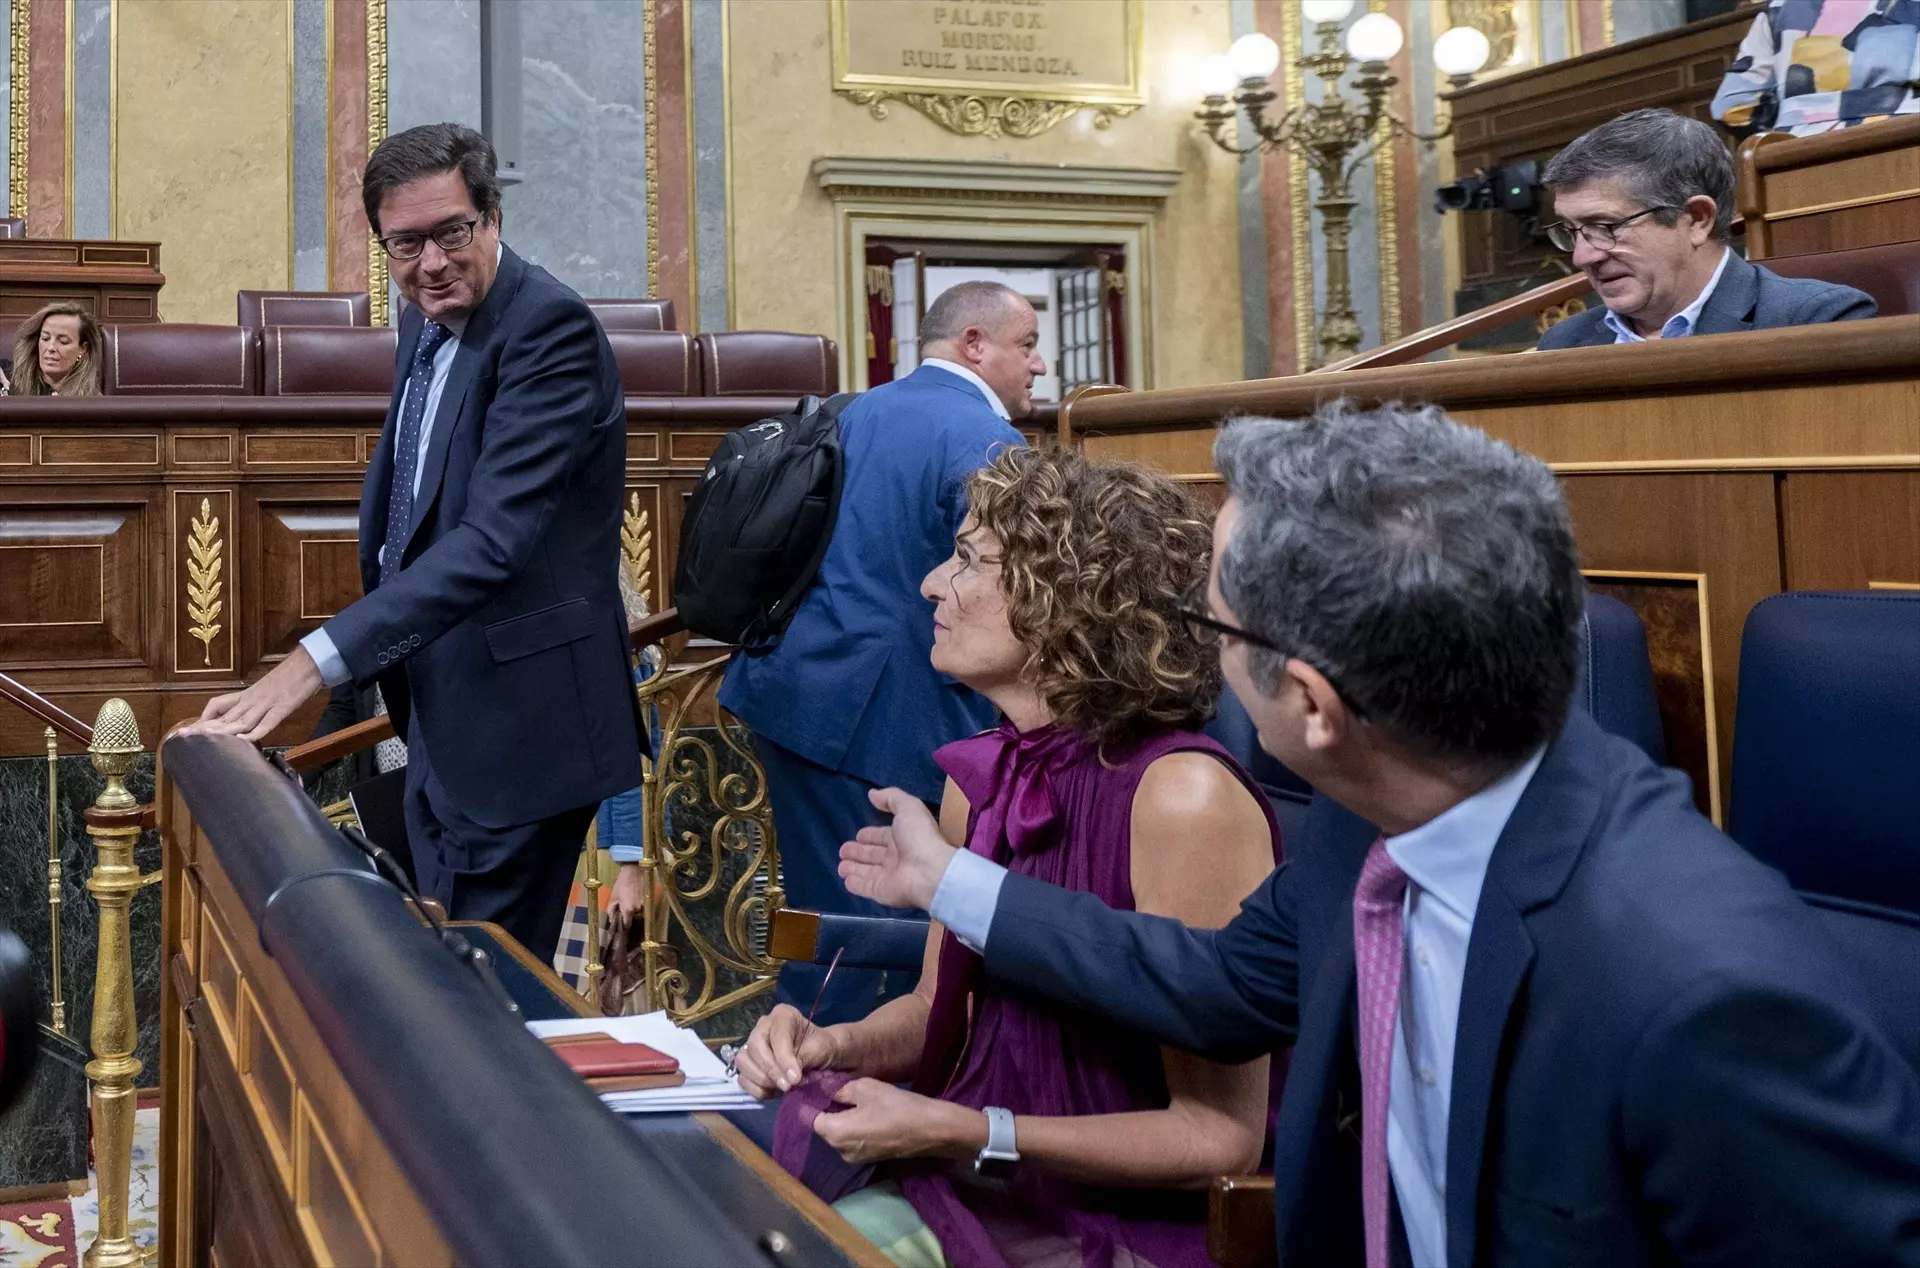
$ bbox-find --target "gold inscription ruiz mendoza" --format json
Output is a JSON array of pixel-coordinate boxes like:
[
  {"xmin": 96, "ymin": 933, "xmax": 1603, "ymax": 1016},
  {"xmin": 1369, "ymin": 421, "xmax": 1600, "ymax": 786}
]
[{"xmin": 833, "ymin": 0, "xmax": 1142, "ymax": 138}]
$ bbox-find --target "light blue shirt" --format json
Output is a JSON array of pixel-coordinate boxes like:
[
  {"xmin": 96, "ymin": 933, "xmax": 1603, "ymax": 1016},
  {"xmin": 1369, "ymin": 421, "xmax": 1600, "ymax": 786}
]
[
  {"xmin": 930, "ymin": 746, "xmax": 1547, "ymax": 1268},
  {"xmin": 921, "ymin": 357, "xmax": 1011, "ymax": 419},
  {"xmin": 1603, "ymin": 247, "xmax": 1731, "ymax": 343},
  {"xmin": 299, "ymin": 303, "xmax": 473, "ymax": 688}
]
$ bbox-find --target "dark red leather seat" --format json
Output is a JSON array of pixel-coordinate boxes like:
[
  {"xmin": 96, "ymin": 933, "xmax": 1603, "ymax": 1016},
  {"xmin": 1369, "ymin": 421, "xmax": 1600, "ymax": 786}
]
[
  {"xmin": 695, "ymin": 331, "xmax": 838, "ymax": 396},
  {"xmin": 237, "ymin": 290, "xmax": 373, "ymax": 329},
  {"xmin": 103, "ymin": 324, "xmax": 260, "ymax": 395},
  {"xmin": 586, "ymin": 298, "xmax": 676, "ymax": 332},
  {"xmin": 263, "ymin": 326, "xmax": 400, "ymax": 396},
  {"xmin": 605, "ymin": 330, "xmax": 701, "ymax": 396},
  {"xmin": 1761, "ymin": 241, "xmax": 1920, "ymax": 318}
]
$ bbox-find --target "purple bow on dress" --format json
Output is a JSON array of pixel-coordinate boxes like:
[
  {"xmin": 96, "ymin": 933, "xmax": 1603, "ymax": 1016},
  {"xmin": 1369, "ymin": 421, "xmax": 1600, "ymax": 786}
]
[{"xmin": 935, "ymin": 721, "xmax": 1081, "ymax": 864}]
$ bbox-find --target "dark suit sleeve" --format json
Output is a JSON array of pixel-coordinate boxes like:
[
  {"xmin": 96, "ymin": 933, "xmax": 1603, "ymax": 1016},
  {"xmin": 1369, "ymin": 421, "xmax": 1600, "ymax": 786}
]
[
  {"xmin": 1534, "ymin": 310, "xmax": 1605, "ymax": 351},
  {"xmin": 982, "ymin": 860, "xmax": 1300, "ymax": 1064},
  {"xmin": 1795, "ymin": 284, "xmax": 1877, "ymax": 326},
  {"xmin": 1623, "ymin": 973, "xmax": 1920, "ymax": 1265},
  {"xmin": 321, "ymin": 297, "xmax": 605, "ymax": 683}
]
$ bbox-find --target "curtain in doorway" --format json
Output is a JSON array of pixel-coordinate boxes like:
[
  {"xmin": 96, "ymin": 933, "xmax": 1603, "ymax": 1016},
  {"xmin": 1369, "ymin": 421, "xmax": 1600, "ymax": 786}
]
[
  {"xmin": 1097, "ymin": 248, "xmax": 1127, "ymax": 386},
  {"xmin": 864, "ymin": 243, "xmax": 902, "ymax": 386}
]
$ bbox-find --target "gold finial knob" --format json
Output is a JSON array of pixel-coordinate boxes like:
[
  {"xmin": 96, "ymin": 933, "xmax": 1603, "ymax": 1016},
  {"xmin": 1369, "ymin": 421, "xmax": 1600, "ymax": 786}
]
[{"xmin": 88, "ymin": 698, "xmax": 142, "ymax": 811}]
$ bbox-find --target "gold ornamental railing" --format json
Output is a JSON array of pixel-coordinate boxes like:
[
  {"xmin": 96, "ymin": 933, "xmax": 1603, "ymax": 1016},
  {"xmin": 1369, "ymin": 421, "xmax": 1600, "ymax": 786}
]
[
  {"xmin": 580, "ymin": 608, "xmax": 783, "ymax": 1033},
  {"xmin": 0, "ymin": 671, "xmax": 155, "ymax": 1268}
]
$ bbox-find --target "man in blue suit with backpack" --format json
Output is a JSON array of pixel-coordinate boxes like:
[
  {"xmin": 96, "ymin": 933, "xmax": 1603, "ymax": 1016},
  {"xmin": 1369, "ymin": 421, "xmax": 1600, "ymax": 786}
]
[{"xmin": 719, "ymin": 280, "xmax": 1037, "ymax": 1023}]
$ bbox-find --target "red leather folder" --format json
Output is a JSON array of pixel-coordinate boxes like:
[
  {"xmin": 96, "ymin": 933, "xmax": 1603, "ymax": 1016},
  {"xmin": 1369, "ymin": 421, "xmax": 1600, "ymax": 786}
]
[{"xmin": 544, "ymin": 1034, "xmax": 686, "ymax": 1090}]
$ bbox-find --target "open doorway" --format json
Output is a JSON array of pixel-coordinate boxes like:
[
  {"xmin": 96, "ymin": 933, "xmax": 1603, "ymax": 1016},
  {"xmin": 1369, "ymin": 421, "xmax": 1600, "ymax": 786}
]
[{"xmin": 863, "ymin": 240, "xmax": 1128, "ymax": 404}]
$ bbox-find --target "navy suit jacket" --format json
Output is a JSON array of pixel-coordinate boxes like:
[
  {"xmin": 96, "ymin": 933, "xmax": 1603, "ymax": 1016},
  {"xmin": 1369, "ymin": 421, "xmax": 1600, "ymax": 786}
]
[
  {"xmin": 324, "ymin": 245, "xmax": 643, "ymax": 829},
  {"xmin": 981, "ymin": 711, "xmax": 1920, "ymax": 1266},
  {"xmin": 718, "ymin": 365, "xmax": 1024, "ymax": 801},
  {"xmin": 1536, "ymin": 252, "xmax": 1876, "ymax": 349}
]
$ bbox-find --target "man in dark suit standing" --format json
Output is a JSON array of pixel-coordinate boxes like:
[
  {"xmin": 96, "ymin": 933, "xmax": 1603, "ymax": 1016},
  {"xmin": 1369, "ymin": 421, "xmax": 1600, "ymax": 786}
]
[
  {"xmin": 710, "ymin": 281, "xmax": 1032, "ymax": 1024},
  {"xmin": 191, "ymin": 124, "xmax": 642, "ymax": 961},
  {"xmin": 832, "ymin": 403, "xmax": 1920, "ymax": 1266},
  {"xmin": 1536, "ymin": 108, "xmax": 1875, "ymax": 349}
]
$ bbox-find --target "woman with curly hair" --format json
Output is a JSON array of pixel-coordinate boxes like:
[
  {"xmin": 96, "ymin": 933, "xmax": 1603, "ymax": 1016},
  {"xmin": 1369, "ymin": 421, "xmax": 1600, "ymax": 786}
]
[
  {"xmin": 2, "ymin": 302, "xmax": 102, "ymax": 396},
  {"xmin": 737, "ymin": 446, "xmax": 1281, "ymax": 1268}
]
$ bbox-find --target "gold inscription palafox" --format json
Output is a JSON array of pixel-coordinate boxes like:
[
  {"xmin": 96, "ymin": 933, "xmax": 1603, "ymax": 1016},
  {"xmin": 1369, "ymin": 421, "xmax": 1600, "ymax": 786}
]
[
  {"xmin": 84, "ymin": 699, "xmax": 145, "ymax": 1268},
  {"xmin": 831, "ymin": 0, "xmax": 1142, "ymax": 137},
  {"xmin": 185, "ymin": 498, "xmax": 224, "ymax": 666}
]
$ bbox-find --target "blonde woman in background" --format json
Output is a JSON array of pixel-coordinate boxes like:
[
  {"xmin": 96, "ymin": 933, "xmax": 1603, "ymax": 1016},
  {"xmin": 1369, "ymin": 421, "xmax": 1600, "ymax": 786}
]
[{"xmin": 2, "ymin": 302, "xmax": 103, "ymax": 396}]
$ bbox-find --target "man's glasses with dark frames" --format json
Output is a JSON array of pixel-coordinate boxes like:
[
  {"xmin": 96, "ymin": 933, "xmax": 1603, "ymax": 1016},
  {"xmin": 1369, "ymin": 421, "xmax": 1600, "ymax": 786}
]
[
  {"xmin": 1543, "ymin": 205, "xmax": 1675, "ymax": 254},
  {"xmin": 377, "ymin": 217, "xmax": 482, "ymax": 261},
  {"xmin": 1176, "ymin": 577, "xmax": 1368, "ymax": 721}
]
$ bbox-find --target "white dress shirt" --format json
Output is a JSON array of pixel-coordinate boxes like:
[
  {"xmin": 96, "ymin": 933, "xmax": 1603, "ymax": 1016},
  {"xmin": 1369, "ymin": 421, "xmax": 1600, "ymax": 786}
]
[
  {"xmin": 921, "ymin": 357, "xmax": 1011, "ymax": 420},
  {"xmin": 930, "ymin": 747, "xmax": 1547, "ymax": 1268},
  {"xmin": 1603, "ymin": 246, "xmax": 1731, "ymax": 343},
  {"xmin": 299, "ymin": 272, "xmax": 482, "ymax": 688}
]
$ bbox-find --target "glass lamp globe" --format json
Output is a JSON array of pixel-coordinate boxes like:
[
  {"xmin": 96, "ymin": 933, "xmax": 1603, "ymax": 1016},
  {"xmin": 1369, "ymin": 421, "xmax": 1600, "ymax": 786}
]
[
  {"xmin": 1196, "ymin": 53, "xmax": 1240, "ymax": 99},
  {"xmin": 1301, "ymin": 0, "xmax": 1356, "ymax": 24},
  {"xmin": 1434, "ymin": 24, "xmax": 1492, "ymax": 78},
  {"xmin": 1227, "ymin": 32, "xmax": 1282, "ymax": 82},
  {"xmin": 1345, "ymin": 12, "xmax": 1404, "ymax": 63}
]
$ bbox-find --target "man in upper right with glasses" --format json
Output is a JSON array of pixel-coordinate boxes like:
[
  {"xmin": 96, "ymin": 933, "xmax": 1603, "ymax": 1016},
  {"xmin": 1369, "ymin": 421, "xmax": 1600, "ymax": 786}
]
[{"xmin": 1535, "ymin": 107, "xmax": 1875, "ymax": 350}]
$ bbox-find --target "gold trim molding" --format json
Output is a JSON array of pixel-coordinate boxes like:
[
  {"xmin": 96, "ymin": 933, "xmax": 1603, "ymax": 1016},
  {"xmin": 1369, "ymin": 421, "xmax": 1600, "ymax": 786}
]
[
  {"xmin": 811, "ymin": 155, "xmax": 1179, "ymax": 206},
  {"xmin": 366, "ymin": 0, "xmax": 389, "ymax": 325},
  {"xmin": 838, "ymin": 89, "xmax": 1139, "ymax": 139},
  {"xmin": 9, "ymin": 0, "xmax": 29, "ymax": 220},
  {"xmin": 1369, "ymin": 0, "xmax": 1401, "ymax": 345},
  {"xmin": 643, "ymin": 0, "xmax": 659, "ymax": 293},
  {"xmin": 1280, "ymin": 1, "xmax": 1314, "ymax": 370}
]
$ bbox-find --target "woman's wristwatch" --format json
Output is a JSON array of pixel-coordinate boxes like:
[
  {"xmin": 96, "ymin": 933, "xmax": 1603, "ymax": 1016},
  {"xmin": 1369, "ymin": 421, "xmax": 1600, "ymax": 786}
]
[{"xmin": 973, "ymin": 1106, "xmax": 1020, "ymax": 1179}]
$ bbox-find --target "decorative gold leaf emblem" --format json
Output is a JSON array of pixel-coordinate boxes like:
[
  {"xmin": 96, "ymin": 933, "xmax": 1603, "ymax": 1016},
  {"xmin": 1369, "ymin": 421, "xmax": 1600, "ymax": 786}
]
[
  {"xmin": 622, "ymin": 493, "xmax": 653, "ymax": 611},
  {"xmin": 186, "ymin": 498, "xmax": 224, "ymax": 665}
]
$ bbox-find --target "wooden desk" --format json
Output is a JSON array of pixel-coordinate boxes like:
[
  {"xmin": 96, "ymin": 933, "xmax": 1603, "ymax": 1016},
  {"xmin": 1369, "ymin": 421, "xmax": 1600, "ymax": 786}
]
[
  {"xmin": 0, "ymin": 238, "xmax": 164, "ymax": 324},
  {"xmin": 159, "ymin": 732, "xmax": 886, "ymax": 1267},
  {"xmin": 1740, "ymin": 114, "xmax": 1920, "ymax": 258},
  {"xmin": 1063, "ymin": 316, "xmax": 1920, "ymax": 817}
]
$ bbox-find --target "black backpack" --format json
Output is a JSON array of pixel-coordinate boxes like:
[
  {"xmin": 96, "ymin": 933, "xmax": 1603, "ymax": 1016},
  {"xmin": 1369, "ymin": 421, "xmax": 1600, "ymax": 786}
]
[{"xmin": 672, "ymin": 393, "xmax": 855, "ymax": 653}]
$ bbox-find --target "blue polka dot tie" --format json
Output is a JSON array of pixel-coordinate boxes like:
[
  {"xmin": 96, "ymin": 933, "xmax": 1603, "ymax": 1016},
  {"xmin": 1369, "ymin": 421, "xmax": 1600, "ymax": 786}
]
[{"xmin": 380, "ymin": 320, "xmax": 454, "ymax": 586}]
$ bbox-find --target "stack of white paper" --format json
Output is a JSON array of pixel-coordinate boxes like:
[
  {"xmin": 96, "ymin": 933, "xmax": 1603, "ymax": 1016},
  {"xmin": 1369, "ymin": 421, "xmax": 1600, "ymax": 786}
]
[{"xmin": 528, "ymin": 1012, "xmax": 761, "ymax": 1114}]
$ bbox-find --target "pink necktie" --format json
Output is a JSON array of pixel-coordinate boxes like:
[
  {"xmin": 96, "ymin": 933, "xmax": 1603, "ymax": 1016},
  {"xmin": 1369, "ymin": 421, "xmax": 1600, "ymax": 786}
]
[{"xmin": 1352, "ymin": 837, "xmax": 1409, "ymax": 1268}]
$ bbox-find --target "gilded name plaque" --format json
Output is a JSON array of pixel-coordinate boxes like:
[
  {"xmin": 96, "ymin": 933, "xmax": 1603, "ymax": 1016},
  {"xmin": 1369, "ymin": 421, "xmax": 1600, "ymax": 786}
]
[{"xmin": 831, "ymin": 0, "xmax": 1143, "ymax": 138}]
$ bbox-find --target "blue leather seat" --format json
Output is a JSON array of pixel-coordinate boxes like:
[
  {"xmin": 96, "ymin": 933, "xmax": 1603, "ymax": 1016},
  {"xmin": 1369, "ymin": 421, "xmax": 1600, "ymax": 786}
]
[
  {"xmin": 1728, "ymin": 590, "xmax": 1920, "ymax": 1069},
  {"xmin": 1573, "ymin": 593, "xmax": 1664, "ymax": 764},
  {"xmin": 1729, "ymin": 591, "xmax": 1920, "ymax": 917}
]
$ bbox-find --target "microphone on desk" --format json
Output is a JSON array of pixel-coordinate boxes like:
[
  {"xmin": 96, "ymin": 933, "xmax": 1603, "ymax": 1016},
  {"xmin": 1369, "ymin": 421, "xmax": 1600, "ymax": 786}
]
[{"xmin": 335, "ymin": 824, "xmax": 521, "ymax": 1019}]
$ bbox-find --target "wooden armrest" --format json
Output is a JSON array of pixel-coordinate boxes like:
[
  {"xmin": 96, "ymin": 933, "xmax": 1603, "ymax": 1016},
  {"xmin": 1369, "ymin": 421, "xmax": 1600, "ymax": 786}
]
[
  {"xmin": 629, "ymin": 606, "xmax": 685, "ymax": 651},
  {"xmin": 1208, "ymin": 1174, "xmax": 1276, "ymax": 1268},
  {"xmin": 767, "ymin": 907, "xmax": 821, "ymax": 963},
  {"xmin": 281, "ymin": 715, "xmax": 396, "ymax": 773}
]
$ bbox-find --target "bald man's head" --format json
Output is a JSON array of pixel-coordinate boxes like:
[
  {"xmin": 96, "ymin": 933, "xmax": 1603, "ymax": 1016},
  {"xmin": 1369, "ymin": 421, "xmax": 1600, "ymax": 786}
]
[{"xmin": 919, "ymin": 281, "xmax": 1044, "ymax": 417}]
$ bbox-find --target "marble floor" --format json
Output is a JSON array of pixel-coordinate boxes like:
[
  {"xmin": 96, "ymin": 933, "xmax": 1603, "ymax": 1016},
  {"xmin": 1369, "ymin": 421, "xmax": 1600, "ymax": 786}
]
[{"xmin": 0, "ymin": 1105, "xmax": 159, "ymax": 1266}]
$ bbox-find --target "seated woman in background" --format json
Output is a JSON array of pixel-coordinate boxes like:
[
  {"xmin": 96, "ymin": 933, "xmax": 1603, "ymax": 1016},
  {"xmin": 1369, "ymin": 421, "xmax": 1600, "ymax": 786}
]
[
  {"xmin": 1, "ymin": 302, "xmax": 102, "ymax": 396},
  {"xmin": 736, "ymin": 446, "xmax": 1281, "ymax": 1268}
]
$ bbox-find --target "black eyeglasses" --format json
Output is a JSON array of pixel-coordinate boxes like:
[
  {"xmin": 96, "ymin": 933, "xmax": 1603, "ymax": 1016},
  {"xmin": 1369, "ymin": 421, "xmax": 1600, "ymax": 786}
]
[
  {"xmin": 377, "ymin": 217, "xmax": 482, "ymax": 261},
  {"xmin": 1544, "ymin": 205, "xmax": 1675, "ymax": 253},
  {"xmin": 1177, "ymin": 578, "xmax": 1368, "ymax": 721}
]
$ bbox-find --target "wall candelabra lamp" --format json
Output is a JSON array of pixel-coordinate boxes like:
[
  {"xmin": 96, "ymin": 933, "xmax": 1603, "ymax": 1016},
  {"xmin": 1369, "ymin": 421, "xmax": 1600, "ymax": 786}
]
[{"xmin": 1196, "ymin": 0, "xmax": 1492, "ymax": 366}]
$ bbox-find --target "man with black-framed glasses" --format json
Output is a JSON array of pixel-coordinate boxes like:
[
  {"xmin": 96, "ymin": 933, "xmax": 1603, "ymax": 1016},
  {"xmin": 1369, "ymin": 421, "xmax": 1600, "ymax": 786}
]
[
  {"xmin": 190, "ymin": 122, "xmax": 643, "ymax": 963},
  {"xmin": 1534, "ymin": 108, "xmax": 1873, "ymax": 349}
]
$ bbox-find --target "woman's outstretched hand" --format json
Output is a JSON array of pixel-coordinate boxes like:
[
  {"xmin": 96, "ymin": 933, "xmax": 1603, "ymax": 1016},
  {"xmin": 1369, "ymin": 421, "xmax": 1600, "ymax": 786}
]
[
  {"xmin": 812, "ymin": 1078, "xmax": 987, "ymax": 1164},
  {"xmin": 838, "ymin": 787, "xmax": 959, "ymax": 912},
  {"xmin": 734, "ymin": 1003, "xmax": 840, "ymax": 1099}
]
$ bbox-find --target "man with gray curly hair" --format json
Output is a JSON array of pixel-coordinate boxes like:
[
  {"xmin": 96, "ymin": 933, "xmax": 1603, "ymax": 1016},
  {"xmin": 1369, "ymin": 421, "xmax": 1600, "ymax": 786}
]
[
  {"xmin": 838, "ymin": 403, "xmax": 1920, "ymax": 1267},
  {"xmin": 1537, "ymin": 107, "xmax": 1874, "ymax": 348}
]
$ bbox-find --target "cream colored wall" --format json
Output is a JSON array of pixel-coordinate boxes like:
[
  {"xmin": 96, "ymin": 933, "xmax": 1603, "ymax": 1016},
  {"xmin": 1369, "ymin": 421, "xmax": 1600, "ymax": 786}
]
[
  {"xmin": 115, "ymin": 0, "xmax": 291, "ymax": 324},
  {"xmin": 724, "ymin": 0, "xmax": 1245, "ymax": 390}
]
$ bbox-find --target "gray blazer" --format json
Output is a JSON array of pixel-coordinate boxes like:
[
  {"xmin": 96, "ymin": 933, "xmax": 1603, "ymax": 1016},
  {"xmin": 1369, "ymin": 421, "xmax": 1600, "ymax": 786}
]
[{"xmin": 1536, "ymin": 252, "xmax": 1877, "ymax": 350}]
